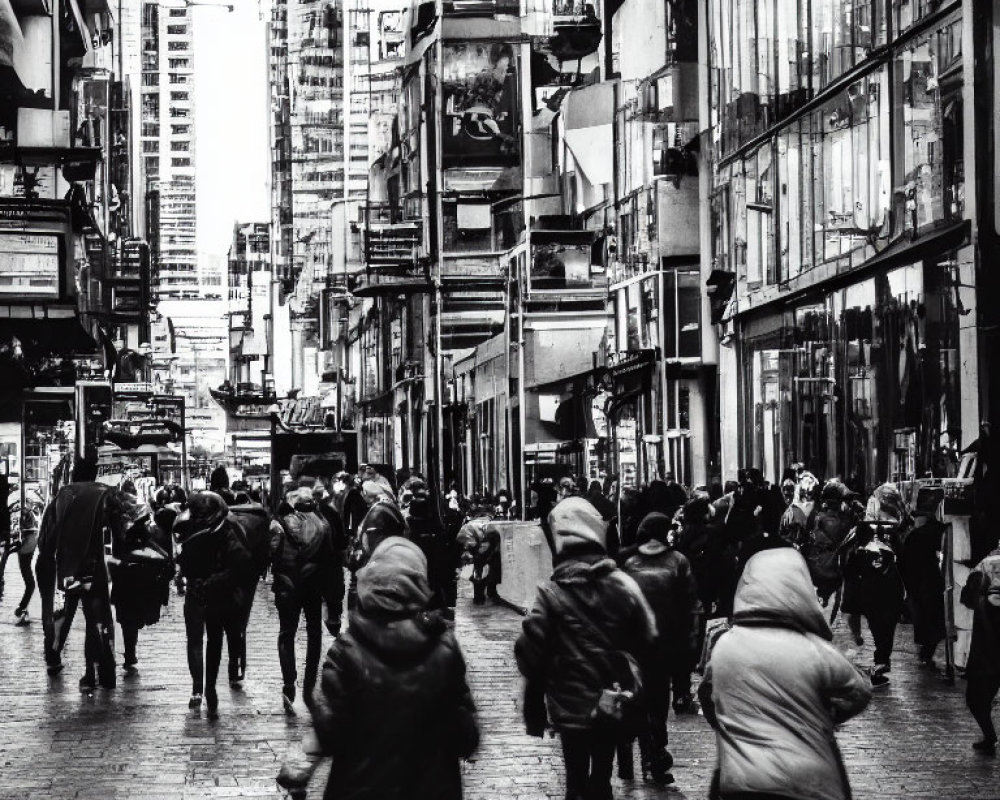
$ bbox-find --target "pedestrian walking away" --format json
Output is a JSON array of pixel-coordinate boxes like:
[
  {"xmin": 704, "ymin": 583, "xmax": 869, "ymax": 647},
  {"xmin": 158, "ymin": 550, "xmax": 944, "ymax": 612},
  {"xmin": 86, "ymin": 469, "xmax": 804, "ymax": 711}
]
[
  {"xmin": 270, "ymin": 486, "xmax": 344, "ymax": 713},
  {"xmin": 699, "ymin": 547, "xmax": 872, "ymax": 800},
  {"xmin": 173, "ymin": 490, "xmax": 251, "ymax": 717},
  {"xmin": 34, "ymin": 459, "xmax": 135, "ymax": 690},
  {"xmin": 961, "ymin": 542, "xmax": 1000, "ymax": 755},
  {"xmin": 279, "ymin": 535, "xmax": 479, "ymax": 800},
  {"xmin": 515, "ymin": 496, "xmax": 656, "ymax": 800}
]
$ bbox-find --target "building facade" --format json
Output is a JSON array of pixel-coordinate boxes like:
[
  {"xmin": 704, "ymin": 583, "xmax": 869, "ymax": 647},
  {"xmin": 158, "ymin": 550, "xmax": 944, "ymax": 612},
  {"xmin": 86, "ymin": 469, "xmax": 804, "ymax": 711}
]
[
  {"xmin": 141, "ymin": 0, "xmax": 198, "ymax": 302},
  {"xmin": 704, "ymin": 0, "xmax": 985, "ymax": 492}
]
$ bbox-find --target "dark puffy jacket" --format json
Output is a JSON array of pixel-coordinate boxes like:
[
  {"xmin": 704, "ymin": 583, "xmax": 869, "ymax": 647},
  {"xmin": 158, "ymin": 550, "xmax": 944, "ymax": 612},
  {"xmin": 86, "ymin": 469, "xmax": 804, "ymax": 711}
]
[
  {"xmin": 515, "ymin": 547, "xmax": 655, "ymax": 732},
  {"xmin": 270, "ymin": 503, "xmax": 339, "ymax": 597},
  {"xmin": 228, "ymin": 502, "xmax": 272, "ymax": 579},
  {"xmin": 176, "ymin": 518, "xmax": 251, "ymax": 613},
  {"xmin": 310, "ymin": 612, "xmax": 478, "ymax": 800},
  {"xmin": 622, "ymin": 543, "xmax": 700, "ymax": 663},
  {"xmin": 841, "ymin": 536, "xmax": 905, "ymax": 618}
]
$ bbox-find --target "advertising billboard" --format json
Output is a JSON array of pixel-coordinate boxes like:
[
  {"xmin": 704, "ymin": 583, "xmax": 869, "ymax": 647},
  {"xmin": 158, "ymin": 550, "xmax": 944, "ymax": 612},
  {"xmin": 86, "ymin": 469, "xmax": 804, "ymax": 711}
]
[{"xmin": 442, "ymin": 41, "xmax": 519, "ymax": 168}]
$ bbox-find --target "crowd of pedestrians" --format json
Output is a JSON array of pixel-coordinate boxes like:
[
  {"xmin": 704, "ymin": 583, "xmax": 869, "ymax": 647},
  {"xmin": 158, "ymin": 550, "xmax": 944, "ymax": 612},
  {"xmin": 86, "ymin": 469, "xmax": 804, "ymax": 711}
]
[{"xmin": 0, "ymin": 456, "xmax": 996, "ymax": 799}]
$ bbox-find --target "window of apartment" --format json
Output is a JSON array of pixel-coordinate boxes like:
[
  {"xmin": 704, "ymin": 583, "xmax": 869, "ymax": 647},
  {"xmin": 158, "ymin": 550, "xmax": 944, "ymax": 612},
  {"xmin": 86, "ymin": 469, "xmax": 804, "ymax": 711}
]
[
  {"xmin": 142, "ymin": 95, "xmax": 159, "ymax": 116},
  {"xmin": 663, "ymin": 268, "xmax": 701, "ymax": 359},
  {"xmin": 743, "ymin": 145, "xmax": 774, "ymax": 285},
  {"xmin": 172, "ymin": 157, "xmax": 191, "ymax": 167},
  {"xmin": 143, "ymin": 140, "xmax": 159, "ymax": 153},
  {"xmin": 169, "ymin": 8, "xmax": 186, "ymax": 16},
  {"xmin": 171, "ymin": 124, "xmax": 190, "ymax": 135},
  {"xmin": 811, "ymin": 66, "xmax": 890, "ymax": 268},
  {"xmin": 142, "ymin": 72, "xmax": 159, "ymax": 87},
  {"xmin": 144, "ymin": 156, "xmax": 159, "ymax": 177},
  {"xmin": 168, "ymin": 41, "xmax": 189, "ymax": 51},
  {"xmin": 167, "ymin": 24, "xmax": 187, "ymax": 34},
  {"xmin": 171, "ymin": 141, "xmax": 190, "ymax": 151},
  {"xmin": 170, "ymin": 108, "xmax": 190, "ymax": 118},
  {"xmin": 169, "ymin": 73, "xmax": 189, "ymax": 84},
  {"xmin": 142, "ymin": 123, "xmax": 159, "ymax": 137},
  {"xmin": 171, "ymin": 91, "xmax": 189, "ymax": 102},
  {"xmin": 893, "ymin": 16, "xmax": 964, "ymax": 237},
  {"xmin": 168, "ymin": 58, "xmax": 189, "ymax": 69}
]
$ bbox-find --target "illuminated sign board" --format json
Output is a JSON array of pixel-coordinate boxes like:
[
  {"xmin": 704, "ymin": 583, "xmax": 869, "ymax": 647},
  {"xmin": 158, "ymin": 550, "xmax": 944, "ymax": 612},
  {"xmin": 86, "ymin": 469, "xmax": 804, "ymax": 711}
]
[{"xmin": 0, "ymin": 232, "xmax": 60, "ymax": 298}]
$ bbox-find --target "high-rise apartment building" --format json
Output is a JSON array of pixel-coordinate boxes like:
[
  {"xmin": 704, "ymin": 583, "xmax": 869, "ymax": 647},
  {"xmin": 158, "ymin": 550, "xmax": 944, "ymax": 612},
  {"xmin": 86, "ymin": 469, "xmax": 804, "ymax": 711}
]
[{"xmin": 141, "ymin": 0, "xmax": 199, "ymax": 302}]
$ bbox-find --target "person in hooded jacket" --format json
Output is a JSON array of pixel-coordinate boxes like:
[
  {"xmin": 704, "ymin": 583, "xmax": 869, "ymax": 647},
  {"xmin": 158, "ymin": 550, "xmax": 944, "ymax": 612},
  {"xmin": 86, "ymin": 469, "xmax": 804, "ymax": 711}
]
[
  {"xmin": 226, "ymin": 490, "xmax": 273, "ymax": 684},
  {"xmin": 407, "ymin": 486, "xmax": 455, "ymax": 616},
  {"xmin": 900, "ymin": 487, "xmax": 946, "ymax": 667},
  {"xmin": 35, "ymin": 460, "xmax": 136, "ymax": 689},
  {"xmin": 515, "ymin": 496, "xmax": 656, "ymax": 800},
  {"xmin": 698, "ymin": 548, "xmax": 872, "ymax": 800},
  {"xmin": 456, "ymin": 500, "xmax": 502, "ymax": 605},
  {"xmin": 107, "ymin": 501, "xmax": 173, "ymax": 673},
  {"xmin": 676, "ymin": 496, "xmax": 726, "ymax": 619},
  {"xmin": 299, "ymin": 536, "xmax": 479, "ymax": 800},
  {"xmin": 779, "ymin": 471, "xmax": 820, "ymax": 551},
  {"xmin": 174, "ymin": 491, "xmax": 251, "ymax": 716},
  {"xmin": 807, "ymin": 479, "xmax": 860, "ymax": 606},
  {"xmin": 960, "ymin": 542, "xmax": 1000, "ymax": 754},
  {"xmin": 271, "ymin": 486, "xmax": 345, "ymax": 712},
  {"xmin": 620, "ymin": 511, "xmax": 701, "ymax": 784}
]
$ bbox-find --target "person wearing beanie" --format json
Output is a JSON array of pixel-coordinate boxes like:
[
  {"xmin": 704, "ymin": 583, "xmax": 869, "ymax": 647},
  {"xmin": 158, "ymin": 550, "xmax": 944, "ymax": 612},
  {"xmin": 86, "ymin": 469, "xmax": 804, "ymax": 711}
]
[
  {"xmin": 288, "ymin": 536, "xmax": 479, "ymax": 800},
  {"xmin": 619, "ymin": 511, "xmax": 701, "ymax": 784},
  {"xmin": 270, "ymin": 486, "xmax": 345, "ymax": 712},
  {"xmin": 209, "ymin": 466, "xmax": 236, "ymax": 505},
  {"xmin": 174, "ymin": 491, "xmax": 251, "ymax": 717},
  {"xmin": 516, "ymin": 496, "xmax": 656, "ymax": 800}
]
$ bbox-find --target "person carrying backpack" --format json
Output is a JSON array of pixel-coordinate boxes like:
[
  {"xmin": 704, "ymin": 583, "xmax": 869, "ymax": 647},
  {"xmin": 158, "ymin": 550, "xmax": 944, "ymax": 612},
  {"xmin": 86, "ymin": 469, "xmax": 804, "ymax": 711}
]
[
  {"xmin": 806, "ymin": 480, "xmax": 859, "ymax": 606},
  {"xmin": 515, "ymin": 497, "xmax": 655, "ymax": 800},
  {"xmin": 270, "ymin": 487, "xmax": 344, "ymax": 713}
]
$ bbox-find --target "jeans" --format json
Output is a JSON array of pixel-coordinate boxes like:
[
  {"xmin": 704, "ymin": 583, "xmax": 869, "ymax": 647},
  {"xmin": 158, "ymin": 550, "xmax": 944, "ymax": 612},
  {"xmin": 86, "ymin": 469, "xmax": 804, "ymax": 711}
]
[
  {"xmin": 560, "ymin": 728, "xmax": 617, "ymax": 800},
  {"xmin": 184, "ymin": 598, "xmax": 240, "ymax": 695},
  {"xmin": 866, "ymin": 613, "xmax": 897, "ymax": 667},
  {"xmin": 0, "ymin": 549, "xmax": 36, "ymax": 612},
  {"xmin": 276, "ymin": 591, "xmax": 324, "ymax": 701},
  {"xmin": 44, "ymin": 586, "xmax": 115, "ymax": 684},
  {"xmin": 967, "ymin": 675, "xmax": 1000, "ymax": 741}
]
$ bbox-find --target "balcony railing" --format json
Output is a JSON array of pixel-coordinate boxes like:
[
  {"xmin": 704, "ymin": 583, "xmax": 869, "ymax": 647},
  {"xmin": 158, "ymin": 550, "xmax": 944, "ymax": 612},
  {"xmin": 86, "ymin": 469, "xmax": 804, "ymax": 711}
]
[
  {"xmin": 348, "ymin": 264, "xmax": 433, "ymax": 297},
  {"xmin": 364, "ymin": 223, "xmax": 422, "ymax": 266}
]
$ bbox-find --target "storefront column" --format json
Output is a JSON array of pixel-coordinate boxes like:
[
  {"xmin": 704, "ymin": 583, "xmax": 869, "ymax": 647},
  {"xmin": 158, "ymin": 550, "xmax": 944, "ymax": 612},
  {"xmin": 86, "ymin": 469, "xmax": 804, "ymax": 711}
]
[{"xmin": 719, "ymin": 341, "xmax": 741, "ymax": 481}]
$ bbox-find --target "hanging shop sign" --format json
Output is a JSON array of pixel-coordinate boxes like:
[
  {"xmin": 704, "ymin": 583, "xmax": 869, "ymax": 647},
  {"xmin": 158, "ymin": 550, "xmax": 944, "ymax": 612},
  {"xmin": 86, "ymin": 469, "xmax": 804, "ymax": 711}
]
[
  {"xmin": 0, "ymin": 200, "xmax": 73, "ymax": 303},
  {"xmin": 441, "ymin": 41, "xmax": 520, "ymax": 168},
  {"xmin": 608, "ymin": 348, "xmax": 657, "ymax": 391}
]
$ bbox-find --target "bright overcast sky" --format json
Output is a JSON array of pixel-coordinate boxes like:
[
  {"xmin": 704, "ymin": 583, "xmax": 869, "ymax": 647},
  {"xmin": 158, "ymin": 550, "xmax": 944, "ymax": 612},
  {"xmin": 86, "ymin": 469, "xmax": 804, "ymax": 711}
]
[{"xmin": 193, "ymin": 0, "xmax": 271, "ymax": 261}]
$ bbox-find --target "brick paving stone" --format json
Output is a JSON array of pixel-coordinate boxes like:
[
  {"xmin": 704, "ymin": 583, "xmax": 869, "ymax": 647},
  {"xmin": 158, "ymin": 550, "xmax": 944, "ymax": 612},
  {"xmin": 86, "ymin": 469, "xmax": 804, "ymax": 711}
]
[{"xmin": 0, "ymin": 561, "xmax": 997, "ymax": 799}]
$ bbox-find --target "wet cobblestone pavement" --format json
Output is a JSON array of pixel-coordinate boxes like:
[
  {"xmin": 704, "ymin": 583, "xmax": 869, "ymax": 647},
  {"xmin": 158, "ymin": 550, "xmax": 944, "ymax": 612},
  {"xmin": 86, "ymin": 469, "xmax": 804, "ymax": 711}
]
[{"xmin": 0, "ymin": 566, "xmax": 995, "ymax": 799}]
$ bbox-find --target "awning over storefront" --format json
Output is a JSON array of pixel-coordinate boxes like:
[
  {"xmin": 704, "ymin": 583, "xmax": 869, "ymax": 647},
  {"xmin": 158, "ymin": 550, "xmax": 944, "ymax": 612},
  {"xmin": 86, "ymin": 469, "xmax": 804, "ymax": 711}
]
[{"xmin": 0, "ymin": 311, "xmax": 97, "ymax": 355}]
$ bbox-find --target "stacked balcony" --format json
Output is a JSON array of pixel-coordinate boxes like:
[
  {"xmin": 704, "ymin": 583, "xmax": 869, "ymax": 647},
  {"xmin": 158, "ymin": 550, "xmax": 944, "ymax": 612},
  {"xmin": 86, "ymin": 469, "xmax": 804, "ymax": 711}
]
[{"xmin": 352, "ymin": 203, "xmax": 429, "ymax": 297}]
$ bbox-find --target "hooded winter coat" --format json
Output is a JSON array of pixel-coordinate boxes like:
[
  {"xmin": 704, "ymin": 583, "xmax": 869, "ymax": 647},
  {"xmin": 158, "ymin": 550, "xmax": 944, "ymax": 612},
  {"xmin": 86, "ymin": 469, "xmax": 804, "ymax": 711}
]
[
  {"xmin": 271, "ymin": 492, "xmax": 340, "ymax": 599},
  {"xmin": 310, "ymin": 537, "xmax": 478, "ymax": 800},
  {"xmin": 699, "ymin": 548, "xmax": 871, "ymax": 800},
  {"xmin": 515, "ymin": 544, "xmax": 655, "ymax": 732},
  {"xmin": 175, "ymin": 499, "xmax": 251, "ymax": 615}
]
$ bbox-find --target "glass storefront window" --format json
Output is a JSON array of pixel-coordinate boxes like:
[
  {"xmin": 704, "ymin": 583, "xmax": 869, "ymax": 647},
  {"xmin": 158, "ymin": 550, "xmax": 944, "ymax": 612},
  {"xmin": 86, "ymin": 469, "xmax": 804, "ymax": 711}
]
[
  {"xmin": 812, "ymin": 67, "xmax": 890, "ymax": 268},
  {"xmin": 778, "ymin": 117, "xmax": 816, "ymax": 280},
  {"xmin": 663, "ymin": 269, "xmax": 701, "ymax": 359},
  {"xmin": 893, "ymin": 17, "xmax": 964, "ymax": 239}
]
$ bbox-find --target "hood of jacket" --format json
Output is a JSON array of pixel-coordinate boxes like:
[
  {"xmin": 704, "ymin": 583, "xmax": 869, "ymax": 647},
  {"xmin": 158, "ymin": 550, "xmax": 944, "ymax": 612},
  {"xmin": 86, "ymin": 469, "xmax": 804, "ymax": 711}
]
[
  {"xmin": 550, "ymin": 547, "xmax": 618, "ymax": 587},
  {"xmin": 733, "ymin": 547, "xmax": 832, "ymax": 640},
  {"xmin": 348, "ymin": 607, "xmax": 447, "ymax": 661}
]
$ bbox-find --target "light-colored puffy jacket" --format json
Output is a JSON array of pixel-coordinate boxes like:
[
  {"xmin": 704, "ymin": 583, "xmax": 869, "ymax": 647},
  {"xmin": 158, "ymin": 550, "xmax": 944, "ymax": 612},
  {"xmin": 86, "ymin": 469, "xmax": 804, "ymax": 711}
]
[{"xmin": 701, "ymin": 548, "xmax": 871, "ymax": 800}]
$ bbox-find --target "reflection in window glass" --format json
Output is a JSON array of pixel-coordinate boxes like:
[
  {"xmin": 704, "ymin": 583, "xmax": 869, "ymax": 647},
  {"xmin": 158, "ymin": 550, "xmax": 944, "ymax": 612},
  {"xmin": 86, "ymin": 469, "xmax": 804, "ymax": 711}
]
[{"xmin": 894, "ymin": 18, "xmax": 963, "ymax": 238}]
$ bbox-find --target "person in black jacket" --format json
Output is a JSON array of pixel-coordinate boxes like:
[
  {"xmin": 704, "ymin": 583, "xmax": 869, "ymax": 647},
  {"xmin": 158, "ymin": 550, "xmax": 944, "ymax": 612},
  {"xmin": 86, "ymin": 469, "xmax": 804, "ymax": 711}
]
[
  {"xmin": 621, "ymin": 511, "xmax": 701, "ymax": 783},
  {"xmin": 270, "ymin": 487, "xmax": 344, "ymax": 713},
  {"xmin": 406, "ymin": 486, "xmax": 455, "ymax": 614},
  {"xmin": 174, "ymin": 491, "xmax": 251, "ymax": 717},
  {"xmin": 35, "ymin": 460, "xmax": 136, "ymax": 690},
  {"xmin": 226, "ymin": 492, "xmax": 272, "ymax": 684},
  {"xmin": 287, "ymin": 536, "xmax": 478, "ymax": 800},
  {"xmin": 516, "ymin": 497, "xmax": 655, "ymax": 800}
]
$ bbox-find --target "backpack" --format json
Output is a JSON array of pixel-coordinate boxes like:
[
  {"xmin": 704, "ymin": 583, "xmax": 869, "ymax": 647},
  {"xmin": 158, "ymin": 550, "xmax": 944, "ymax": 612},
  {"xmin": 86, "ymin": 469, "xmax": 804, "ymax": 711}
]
[{"xmin": 274, "ymin": 511, "xmax": 329, "ymax": 592}]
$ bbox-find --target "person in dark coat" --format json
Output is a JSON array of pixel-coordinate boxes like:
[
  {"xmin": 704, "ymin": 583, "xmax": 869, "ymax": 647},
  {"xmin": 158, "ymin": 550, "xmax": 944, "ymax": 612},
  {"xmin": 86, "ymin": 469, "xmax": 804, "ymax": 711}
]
[
  {"xmin": 456, "ymin": 502, "xmax": 502, "ymax": 604},
  {"xmin": 407, "ymin": 487, "xmax": 455, "ymax": 615},
  {"xmin": 586, "ymin": 480, "xmax": 616, "ymax": 521},
  {"xmin": 209, "ymin": 466, "xmax": 237, "ymax": 505},
  {"xmin": 226, "ymin": 492, "xmax": 273, "ymax": 684},
  {"xmin": 35, "ymin": 460, "xmax": 135, "ymax": 689},
  {"xmin": 621, "ymin": 512, "xmax": 701, "ymax": 784},
  {"xmin": 108, "ymin": 500, "xmax": 173, "ymax": 672},
  {"xmin": 516, "ymin": 497, "xmax": 655, "ymax": 800},
  {"xmin": 900, "ymin": 488, "xmax": 946, "ymax": 666},
  {"xmin": 298, "ymin": 536, "xmax": 479, "ymax": 799},
  {"xmin": 0, "ymin": 472, "xmax": 40, "ymax": 625},
  {"xmin": 174, "ymin": 491, "xmax": 251, "ymax": 716},
  {"xmin": 807, "ymin": 480, "xmax": 859, "ymax": 606},
  {"xmin": 840, "ymin": 520, "xmax": 905, "ymax": 687},
  {"xmin": 271, "ymin": 487, "xmax": 345, "ymax": 712},
  {"xmin": 961, "ymin": 543, "xmax": 1000, "ymax": 754},
  {"xmin": 676, "ymin": 496, "xmax": 726, "ymax": 619}
]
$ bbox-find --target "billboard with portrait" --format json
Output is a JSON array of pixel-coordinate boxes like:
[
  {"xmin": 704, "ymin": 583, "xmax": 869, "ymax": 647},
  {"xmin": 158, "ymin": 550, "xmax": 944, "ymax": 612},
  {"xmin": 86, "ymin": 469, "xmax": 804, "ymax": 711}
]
[{"xmin": 441, "ymin": 41, "xmax": 519, "ymax": 168}]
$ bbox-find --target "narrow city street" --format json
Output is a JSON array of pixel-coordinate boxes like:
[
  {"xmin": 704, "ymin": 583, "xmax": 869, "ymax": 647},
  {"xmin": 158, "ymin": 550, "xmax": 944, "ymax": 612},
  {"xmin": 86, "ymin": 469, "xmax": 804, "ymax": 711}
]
[{"xmin": 0, "ymin": 566, "xmax": 994, "ymax": 800}]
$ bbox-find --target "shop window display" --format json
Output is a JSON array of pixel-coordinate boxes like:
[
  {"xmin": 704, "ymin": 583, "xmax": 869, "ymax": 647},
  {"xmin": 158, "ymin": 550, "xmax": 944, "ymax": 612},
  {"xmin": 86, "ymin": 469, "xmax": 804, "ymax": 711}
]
[{"xmin": 743, "ymin": 251, "xmax": 964, "ymax": 491}]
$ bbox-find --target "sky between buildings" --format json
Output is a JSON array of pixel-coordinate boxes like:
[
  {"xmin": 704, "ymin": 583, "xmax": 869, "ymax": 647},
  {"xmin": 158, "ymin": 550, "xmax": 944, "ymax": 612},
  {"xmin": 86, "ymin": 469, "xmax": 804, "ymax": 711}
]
[{"xmin": 193, "ymin": 0, "xmax": 271, "ymax": 262}]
